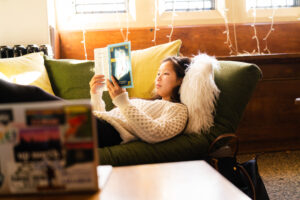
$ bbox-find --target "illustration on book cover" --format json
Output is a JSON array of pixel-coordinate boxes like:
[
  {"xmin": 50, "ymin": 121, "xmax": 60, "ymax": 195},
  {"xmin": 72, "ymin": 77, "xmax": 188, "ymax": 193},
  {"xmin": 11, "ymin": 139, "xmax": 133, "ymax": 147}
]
[{"xmin": 94, "ymin": 41, "xmax": 134, "ymax": 89}]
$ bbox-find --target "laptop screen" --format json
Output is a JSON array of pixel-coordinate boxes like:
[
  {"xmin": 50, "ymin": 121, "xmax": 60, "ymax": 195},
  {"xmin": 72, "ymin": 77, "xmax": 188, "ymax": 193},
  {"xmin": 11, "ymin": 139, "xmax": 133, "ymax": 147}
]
[{"xmin": 0, "ymin": 100, "xmax": 98, "ymax": 194}]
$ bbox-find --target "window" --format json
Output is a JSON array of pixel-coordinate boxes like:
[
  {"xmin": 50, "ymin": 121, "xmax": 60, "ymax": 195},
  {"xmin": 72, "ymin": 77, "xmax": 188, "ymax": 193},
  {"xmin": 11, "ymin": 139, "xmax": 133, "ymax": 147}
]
[
  {"xmin": 55, "ymin": 0, "xmax": 300, "ymax": 30},
  {"xmin": 162, "ymin": 0, "xmax": 215, "ymax": 12},
  {"xmin": 246, "ymin": 0, "xmax": 300, "ymax": 9},
  {"xmin": 73, "ymin": 0, "xmax": 128, "ymax": 14}
]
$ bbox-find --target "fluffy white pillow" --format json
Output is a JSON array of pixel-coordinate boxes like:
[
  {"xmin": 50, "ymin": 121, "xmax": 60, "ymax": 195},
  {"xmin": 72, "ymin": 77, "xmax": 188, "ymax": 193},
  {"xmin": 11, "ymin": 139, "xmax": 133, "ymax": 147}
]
[{"xmin": 179, "ymin": 53, "xmax": 220, "ymax": 134}]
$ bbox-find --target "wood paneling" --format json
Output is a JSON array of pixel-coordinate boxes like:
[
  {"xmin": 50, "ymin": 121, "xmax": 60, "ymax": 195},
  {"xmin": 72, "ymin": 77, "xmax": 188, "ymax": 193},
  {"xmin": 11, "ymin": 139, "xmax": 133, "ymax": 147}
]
[
  {"xmin": 219, "ymin": 54, "xmax": 300, "ymax": 153},
  {"xmin": 59, "ymin": 22, "xmax": 300, "ymax": 59}
]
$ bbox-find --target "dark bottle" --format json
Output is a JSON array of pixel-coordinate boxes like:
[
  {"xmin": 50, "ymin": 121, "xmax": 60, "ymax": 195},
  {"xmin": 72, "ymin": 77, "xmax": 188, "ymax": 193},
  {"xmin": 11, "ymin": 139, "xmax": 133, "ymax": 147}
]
[
  {"xmin": 26, "ymin": 44, "xmax": 40, "ymax": 54},
  {"xmin": 39, "ymin": 44, "xmax": 53, "ymax": 57},
  {"xmin": 13, "ymin": 45, "xmax": 27, "ymax": 57},
  {"xmin": 0, "ymin": 161, "xmax": 4, "ymax": 187},
  {"xmin": 0, "ymin": 46, "xmax": 13, "ymax": 58}
]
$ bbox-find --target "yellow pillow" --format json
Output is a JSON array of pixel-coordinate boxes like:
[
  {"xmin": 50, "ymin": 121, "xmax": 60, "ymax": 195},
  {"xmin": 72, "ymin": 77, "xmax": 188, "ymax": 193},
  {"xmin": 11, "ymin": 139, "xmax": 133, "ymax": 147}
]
[
  {"xmin": 0, "ymin": 52, "xmax": 54, "ymax": 95},
  {"xmin": 127, "ymin": 40, "xmax": 182, "ymax": 99}
]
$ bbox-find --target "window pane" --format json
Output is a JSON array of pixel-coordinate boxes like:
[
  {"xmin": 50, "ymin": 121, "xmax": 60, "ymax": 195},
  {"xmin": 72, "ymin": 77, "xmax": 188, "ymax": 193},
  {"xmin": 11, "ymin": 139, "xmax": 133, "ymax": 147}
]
[
  {"xmin": 74, "ymin": 0, "xmax": 127, "ymax": 14},
  {"xmin": 204, "ymin": 1, "xmax": 212, "ymax": 9},
  {"xmin": 163, "ymin": 0, "xmax": 215, "ymax": 12},
  {"xmin": 247, "ymin": 0, "xmax": 300, "ymax": 8},
  {"xmin": 287, "ymin": 0, "xmax": 294, "ymax": 6}
]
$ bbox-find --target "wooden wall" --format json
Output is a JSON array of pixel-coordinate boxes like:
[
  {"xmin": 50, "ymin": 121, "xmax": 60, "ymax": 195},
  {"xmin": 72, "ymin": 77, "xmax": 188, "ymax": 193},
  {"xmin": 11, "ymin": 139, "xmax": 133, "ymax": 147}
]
[
  {"xmin": 58, "ymin": 22, "xmax": 300, "ymax": 153},
  {"xmin": 58, "ymin": 22, "xmax": 300, "ymax": 59}
]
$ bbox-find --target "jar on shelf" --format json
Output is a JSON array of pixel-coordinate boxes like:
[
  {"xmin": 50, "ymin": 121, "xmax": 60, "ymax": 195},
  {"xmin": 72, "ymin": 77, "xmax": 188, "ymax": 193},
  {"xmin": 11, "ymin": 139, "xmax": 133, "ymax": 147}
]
[
  {"xmin": 39, "ymin": 44, "xmax": 53, "ymax": 58},
  {"xmin": 26, "ymin": 44, "xmax": 40, "ymax": 54},
  {"xmin": 0, "ymin": 46, "xmax": 13, "ymax": 58},
  {"xmin": 13, "ymin": 45, "xmax": 27, "ymax": 57}
]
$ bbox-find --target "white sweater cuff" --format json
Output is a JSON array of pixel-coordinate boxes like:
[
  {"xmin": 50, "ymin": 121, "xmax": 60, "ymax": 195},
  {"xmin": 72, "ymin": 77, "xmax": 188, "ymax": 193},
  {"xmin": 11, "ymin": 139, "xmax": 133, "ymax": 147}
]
[
  {"xmin": 112, "ymin": 92, "xmax": 131, "ymax": 109},
  {"xmin": 90, "ymin": 89, "xmax": 106, "ymax": 112}
]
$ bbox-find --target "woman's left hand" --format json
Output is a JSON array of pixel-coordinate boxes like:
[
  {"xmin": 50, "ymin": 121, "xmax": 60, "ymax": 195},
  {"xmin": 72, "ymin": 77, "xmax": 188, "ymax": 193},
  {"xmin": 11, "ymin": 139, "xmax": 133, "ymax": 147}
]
[{"xmin": 106, "ymin": 76, "xmax": 126, "ymax": 99}]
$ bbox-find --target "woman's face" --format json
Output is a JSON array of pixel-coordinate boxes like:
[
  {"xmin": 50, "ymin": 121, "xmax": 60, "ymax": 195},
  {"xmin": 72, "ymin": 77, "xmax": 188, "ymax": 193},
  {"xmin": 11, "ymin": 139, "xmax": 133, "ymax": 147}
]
[{"xmin": 155, "ymin": 61, "xmax": 182, "ymax": 101}]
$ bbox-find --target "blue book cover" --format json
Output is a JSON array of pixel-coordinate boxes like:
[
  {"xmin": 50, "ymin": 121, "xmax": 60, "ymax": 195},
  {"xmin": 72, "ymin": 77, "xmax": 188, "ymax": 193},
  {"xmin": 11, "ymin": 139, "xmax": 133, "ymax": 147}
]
[{"xmin": 107, "ymin": 42, "xmax": 134, "ymax": 88}]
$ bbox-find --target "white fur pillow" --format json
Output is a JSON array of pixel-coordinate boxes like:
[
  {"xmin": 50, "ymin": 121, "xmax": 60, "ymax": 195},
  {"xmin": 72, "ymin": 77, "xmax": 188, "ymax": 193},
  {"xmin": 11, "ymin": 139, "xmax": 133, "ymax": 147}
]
[{"xmin": 179, "ymin": 53, "xmax": 220, "ymax": 134}]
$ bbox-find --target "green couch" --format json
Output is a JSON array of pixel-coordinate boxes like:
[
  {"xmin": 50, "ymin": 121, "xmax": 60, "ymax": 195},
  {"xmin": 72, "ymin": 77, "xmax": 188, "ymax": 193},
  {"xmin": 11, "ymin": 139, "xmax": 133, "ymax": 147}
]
[{"xmin": 44, "ymin": 56, "xmax": 262, "ymax": 166}]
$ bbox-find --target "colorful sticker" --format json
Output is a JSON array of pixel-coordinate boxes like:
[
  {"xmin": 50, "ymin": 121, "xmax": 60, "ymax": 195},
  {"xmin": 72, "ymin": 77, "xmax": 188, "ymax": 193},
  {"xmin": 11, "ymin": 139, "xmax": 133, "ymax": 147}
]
[
  {"xmin": 26, "ymin": 108, "xmax": 65, "ymax": 126},
  {"xmin": 14, "ymin": 126, "xmax": 62, "ymax": 162}
]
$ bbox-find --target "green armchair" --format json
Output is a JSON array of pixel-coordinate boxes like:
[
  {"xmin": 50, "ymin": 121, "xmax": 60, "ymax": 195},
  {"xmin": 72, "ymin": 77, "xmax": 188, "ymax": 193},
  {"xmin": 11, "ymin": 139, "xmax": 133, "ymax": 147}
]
[{"xmin": 44, "ymin": 57, "xmax": 262, "ymax": 166}]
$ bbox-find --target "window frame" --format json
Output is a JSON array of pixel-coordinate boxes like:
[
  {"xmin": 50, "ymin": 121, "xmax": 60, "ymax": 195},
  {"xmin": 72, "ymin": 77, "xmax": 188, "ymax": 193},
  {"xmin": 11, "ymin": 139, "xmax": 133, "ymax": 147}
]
[
  {"xmin": 239, "ymin": 0, "xmax": 300, "ymax": 23},
  {"xmin": 246, "ymin": 0, "xmax": 300, "ymax": 9},
  {"xmin": 54, "ymin": 0, "xmax": 300, "ymax": 31},
  {"xmin": 55, "ymin": 0, "xmax": 136, "ymax": 30},
  {"xmin": 162, "ymin": 0, "xmax": 216, "ymax": 12},
  {"xmin": 157, "ymin": 0, "xmax": 225, "ymax": 26},
  {"xmin": 73, "ymin": 0, "xmax": 128, "ymax": 14}
]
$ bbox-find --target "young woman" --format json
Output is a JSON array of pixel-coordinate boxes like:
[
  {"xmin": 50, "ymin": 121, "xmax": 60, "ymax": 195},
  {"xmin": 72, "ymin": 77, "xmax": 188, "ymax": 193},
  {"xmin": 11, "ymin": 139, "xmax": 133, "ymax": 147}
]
[
  {"xmin": 90, "ymin": 56, "xmax": 191, "ymax": 147},
  {"xmin": 0, "ymin": 56, "xmax": 191, "ymax": 147}
]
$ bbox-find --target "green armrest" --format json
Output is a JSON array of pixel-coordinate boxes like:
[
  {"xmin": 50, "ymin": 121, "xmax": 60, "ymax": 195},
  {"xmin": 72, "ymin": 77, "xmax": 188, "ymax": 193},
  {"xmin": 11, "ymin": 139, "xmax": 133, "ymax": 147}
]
[{"xmin": 44, "ymin": 57, "xmax": 262, "ymax": 166}]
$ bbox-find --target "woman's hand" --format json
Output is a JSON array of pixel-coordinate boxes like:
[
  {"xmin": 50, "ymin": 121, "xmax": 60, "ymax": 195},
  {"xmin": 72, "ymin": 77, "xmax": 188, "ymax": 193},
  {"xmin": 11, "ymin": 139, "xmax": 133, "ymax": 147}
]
[
  {"xmin": 107, "ymin": 76, "xmax": 126, "ymax": 99},
  {"xmin": 89, "ymin": 75, "xmax": 105, "ymax": 94}
]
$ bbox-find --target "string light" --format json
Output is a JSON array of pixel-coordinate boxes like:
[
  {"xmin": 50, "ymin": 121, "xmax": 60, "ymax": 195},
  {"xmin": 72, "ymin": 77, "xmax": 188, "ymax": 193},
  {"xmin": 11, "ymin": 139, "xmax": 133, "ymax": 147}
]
[
  {"xmin": 125, "ymin": 1, "xmax": 130, "ymax": 42},
  {"xmin": 263, "ymin": 8, "xmax": 276, "ymax": 54},
  {"xmin": 80, "ymin": 1, "xmax": 285, "ymax": 58},
  {"xmin": 166, "ymin": 1, "xmax": 177, "ymax": 42},
  {"xmin": 219, "ymin": 2, "xmax": 280, "ymax": 56},
  {"xmin": 81, "ymin": 29, "xmax": 88, "ymax": 60},
  {"xmin": 115, "ymin": 2, "xmax": 130, "ymax": 42},
  {"xmin": 251, "ymin": 7, "xmax": 261, "ymax": 54},
  {"xmin": 221, "ymin": 8, "xmax": 237, "ymax": 55},
  {"xmin": 115, "ymin": 9, "xmax": 126, "ymax": 41},
  {"xmin": 231, "ymin": 0, "xmax": 239, "ymax": 55},
  {"xmin": 152, "ymin": 0, "xmax": 159, "ymax": 45}
]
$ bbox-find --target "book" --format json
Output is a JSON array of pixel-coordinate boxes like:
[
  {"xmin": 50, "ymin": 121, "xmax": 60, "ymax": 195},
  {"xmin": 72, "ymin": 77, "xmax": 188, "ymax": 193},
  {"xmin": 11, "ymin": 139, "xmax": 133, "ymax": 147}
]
[{"xmin": 94, "ymin": 41, "xmax": 134, "ymax": 89}]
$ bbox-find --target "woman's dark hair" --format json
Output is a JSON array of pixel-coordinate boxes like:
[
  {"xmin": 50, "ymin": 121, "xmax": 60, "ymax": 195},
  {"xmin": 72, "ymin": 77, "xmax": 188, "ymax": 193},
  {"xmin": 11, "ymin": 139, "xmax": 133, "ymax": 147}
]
[{"xmin": 153, "ymin": 56, "xmax": 191, "ymax": 103}]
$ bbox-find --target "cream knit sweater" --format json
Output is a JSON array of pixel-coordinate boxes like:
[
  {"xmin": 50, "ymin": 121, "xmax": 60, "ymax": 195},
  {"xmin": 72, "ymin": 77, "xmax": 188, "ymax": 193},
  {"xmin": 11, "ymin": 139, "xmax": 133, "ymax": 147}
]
[{"xmin": 91, "ymin": 92, "xmax": 188, "ymax": 143}]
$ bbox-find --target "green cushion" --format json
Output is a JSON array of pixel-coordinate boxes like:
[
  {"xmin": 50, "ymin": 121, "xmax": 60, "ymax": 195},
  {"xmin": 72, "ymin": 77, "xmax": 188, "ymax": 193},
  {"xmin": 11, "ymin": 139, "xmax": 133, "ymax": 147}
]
[
  {"xmin": 44, "ymin": 57, "xmax": 115, "ymax": 111},
  {"xmin": 44, "ymin": 56, "xmax": 94, "ymax": 99},
  {"xmin": 98, "ymin": 133, "xmax": 209, "ymax": 166}
]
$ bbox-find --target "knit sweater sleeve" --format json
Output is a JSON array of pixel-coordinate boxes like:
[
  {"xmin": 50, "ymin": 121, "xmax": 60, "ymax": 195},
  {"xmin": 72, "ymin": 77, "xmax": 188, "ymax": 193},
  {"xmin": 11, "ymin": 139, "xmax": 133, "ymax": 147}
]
[
  {"xmin": 90, "ymin": 88, "xmax": 106, "ymax": 112},
  {"xmin": 113, "ymin": 92, "xmax": 188, "ymax": 143}
]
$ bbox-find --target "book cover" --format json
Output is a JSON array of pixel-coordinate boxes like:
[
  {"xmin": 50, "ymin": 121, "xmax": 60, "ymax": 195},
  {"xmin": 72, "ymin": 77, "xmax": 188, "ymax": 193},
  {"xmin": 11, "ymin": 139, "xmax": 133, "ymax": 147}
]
[{"xmin": 94, "ymin": 41, "xmax": 134, "ymax": 89}]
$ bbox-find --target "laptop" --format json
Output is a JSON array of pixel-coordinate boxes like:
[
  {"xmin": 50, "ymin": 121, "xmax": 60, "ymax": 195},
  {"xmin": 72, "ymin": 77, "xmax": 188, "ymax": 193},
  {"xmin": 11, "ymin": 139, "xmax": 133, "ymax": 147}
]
[{"xmin": 0, "ymin": 99, "xmax": 100, "ymax": 195}]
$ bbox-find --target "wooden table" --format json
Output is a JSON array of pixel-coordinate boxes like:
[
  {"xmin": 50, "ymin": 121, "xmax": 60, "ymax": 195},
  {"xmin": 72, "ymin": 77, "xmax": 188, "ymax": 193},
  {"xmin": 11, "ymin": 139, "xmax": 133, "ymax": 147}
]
[{"xmin": 1, "ymin": 161, "xmax": 250, "ymax": 200}]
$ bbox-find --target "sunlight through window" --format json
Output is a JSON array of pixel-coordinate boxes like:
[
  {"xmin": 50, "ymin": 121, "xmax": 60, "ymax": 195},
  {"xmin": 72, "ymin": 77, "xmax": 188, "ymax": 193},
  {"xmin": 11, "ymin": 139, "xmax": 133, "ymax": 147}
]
[
  {"xmin": 247, "ymin": 0, "xmax": 300, "ymax": 9},
  {"xmin": 162, "ymin": 0, "xmax": 215, "ymax": 12}
]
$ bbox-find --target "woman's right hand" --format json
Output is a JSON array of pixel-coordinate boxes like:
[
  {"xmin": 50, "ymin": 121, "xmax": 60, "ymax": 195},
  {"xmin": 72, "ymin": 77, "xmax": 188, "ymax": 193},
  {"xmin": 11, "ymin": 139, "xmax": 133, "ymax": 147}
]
[{"xmin": 89, "ymin": 75, "xmax": 105, "ymax": 94}]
